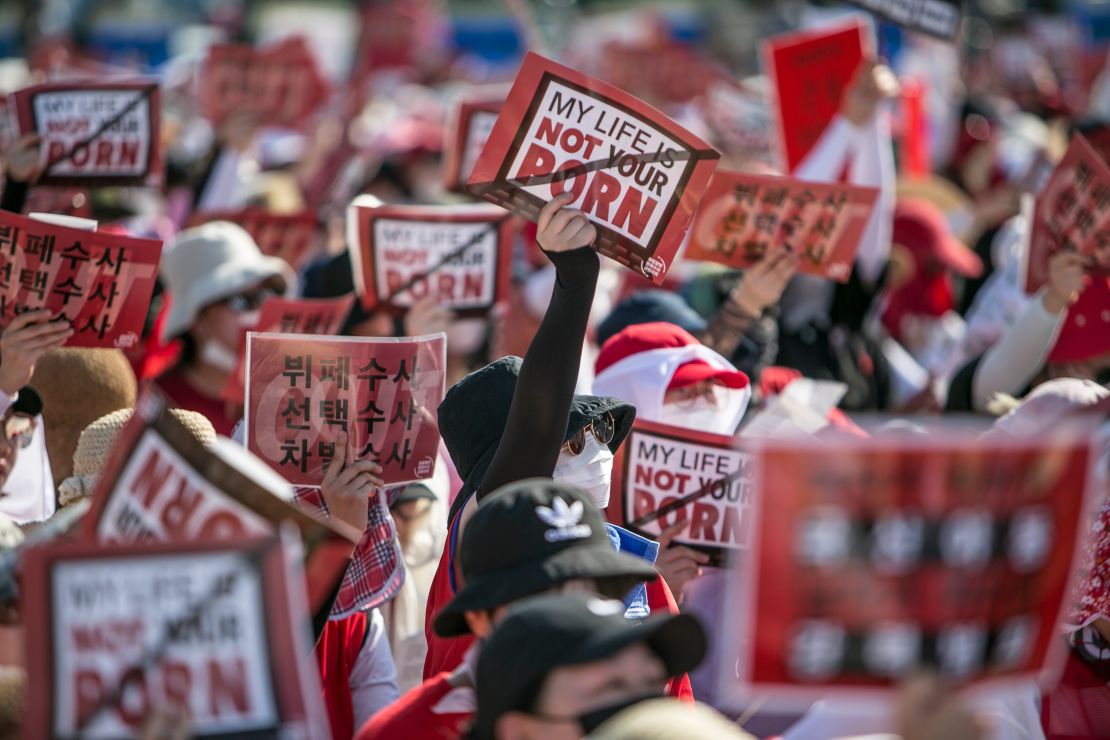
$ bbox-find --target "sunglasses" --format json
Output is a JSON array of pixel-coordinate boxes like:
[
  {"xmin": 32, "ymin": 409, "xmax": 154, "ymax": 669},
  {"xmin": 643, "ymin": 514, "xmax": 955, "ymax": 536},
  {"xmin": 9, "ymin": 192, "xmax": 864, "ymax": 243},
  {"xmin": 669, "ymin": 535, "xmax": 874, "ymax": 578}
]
[
  {"xmin": 223, "ymin": 287, "xmax": 279, "ymax": 315},
  {"xmin": 3, "ymin": 414, "xmax": 34, "ymax": 450},
  {"xmin": 563, "ymin": 412, "xmax": 616, "ymax": 456}
]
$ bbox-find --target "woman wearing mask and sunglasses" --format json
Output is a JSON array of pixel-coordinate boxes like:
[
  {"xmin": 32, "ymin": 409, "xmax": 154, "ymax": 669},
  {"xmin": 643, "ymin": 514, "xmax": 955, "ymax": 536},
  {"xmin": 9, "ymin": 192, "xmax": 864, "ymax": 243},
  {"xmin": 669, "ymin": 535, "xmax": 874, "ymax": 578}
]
[{"xmin": 156, "ymin": 221, "xmax": 294, "ymax": 435}]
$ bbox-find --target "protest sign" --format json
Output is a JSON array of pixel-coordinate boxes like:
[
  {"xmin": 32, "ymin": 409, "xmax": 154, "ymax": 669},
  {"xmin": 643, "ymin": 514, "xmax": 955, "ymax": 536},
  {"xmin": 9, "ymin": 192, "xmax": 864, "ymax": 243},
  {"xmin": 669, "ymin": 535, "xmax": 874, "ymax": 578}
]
[
  {"xmin": 443, "ymin": 99, "xmax": 503, "ymax": 192},
  {"xmin": 0, "ymin": 209, "xmax": 162, "ymax": 349},
  {"xmin": 700, "ymin": 79, "xmax": 779, "ymax": 168},
  {"xmin": 245, "ymin": 332, "xmax": 446, "ymax": 487},
  {"xmin": 467, "ymin": 52, "xmax": 720, "ymax": 284},
  {"xmin": 222, "ymin": 295, "xmax": 355, "ymax": 405},
  {"xmin": 23, "ymin": 535, "xmax": 329, "ymax": 739},
  {"xmin": 83, "ymin": 388, "xmax": 359, "ymax": 614},
  {"xmin": 764, "ymin": 20, "xmax": 870, "ymax": 173},
  {"xmin": 1023, "ymin": 135, "xmax": 1110, "ymax": 294},
  {"xmin": 599, "ymin": 41, "xmax": 725, "ymax": 106},
  {"xmin": 687, "ymin": 170, "xmax": 879, "ymax": 282},
  {"xmin": 722, "ymin": 431, "xmax": 1094, "ymax": 707},
  {"xmin": 612, "ymin": 420, "xmax": 755, "ymax": 566},
  {"xmin": 347, "ymin": 201, "xmax": 514, "ymax": 315},
  {"xmin": 838, "ymin": 0, "xmax": 961, "ymax": 40},
  {"xmin": 187, "ymin": 209, "xmax": 320, "ymax": 270},
  {"xmin": 10, "ymin": 80, "xmax": 162, "ymax": 187},
  {"xmin": 199, "ymin": 37, "xmax": 329, "ymax": 129}
]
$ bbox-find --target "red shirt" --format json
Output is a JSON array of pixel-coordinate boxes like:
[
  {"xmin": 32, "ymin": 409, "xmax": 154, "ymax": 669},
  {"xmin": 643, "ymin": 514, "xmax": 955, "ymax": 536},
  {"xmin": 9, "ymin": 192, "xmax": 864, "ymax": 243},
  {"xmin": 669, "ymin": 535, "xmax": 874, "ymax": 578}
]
[
  {"xmin": 355, "ymin": 672, "xmax": 471, "ymax": 740},
  {"xmin": 316, "ymin": 613, "xmax": 368, "ymax": 740},
  {"xmin": 1041, "ymin": 645, "xmax": 1110, "ymax": 739},
  {"xmin": 154, "ymin": 367, "xmax": 238, "ymax": 436}
]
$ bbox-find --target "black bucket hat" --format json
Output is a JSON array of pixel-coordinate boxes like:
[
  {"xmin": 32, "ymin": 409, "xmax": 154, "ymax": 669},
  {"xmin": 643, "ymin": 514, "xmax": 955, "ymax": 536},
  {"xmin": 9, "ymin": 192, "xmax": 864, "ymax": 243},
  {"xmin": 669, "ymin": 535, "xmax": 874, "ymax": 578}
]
[
  {"xmin": 433, "ymin": 479, "xmax": 656, "ymax": 638},
  {"xmin": 439, "ymin": 356, "xmax": 635, "ymax": 523},
  {"xmin": 471, "ymin": 592, "xmax": 706, "ymax": 740}
]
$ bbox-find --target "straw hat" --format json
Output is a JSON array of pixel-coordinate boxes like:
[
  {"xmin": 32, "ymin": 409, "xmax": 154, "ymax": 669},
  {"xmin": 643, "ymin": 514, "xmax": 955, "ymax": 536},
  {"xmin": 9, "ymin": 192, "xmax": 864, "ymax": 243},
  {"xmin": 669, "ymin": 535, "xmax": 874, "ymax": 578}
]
[
  {"xmin": 57, "ymin": 408, "xmax": 216, "ymax": 506},
  {"xmin": 30, "ymin": 348, "xmax": 137, "ymax": 485}
]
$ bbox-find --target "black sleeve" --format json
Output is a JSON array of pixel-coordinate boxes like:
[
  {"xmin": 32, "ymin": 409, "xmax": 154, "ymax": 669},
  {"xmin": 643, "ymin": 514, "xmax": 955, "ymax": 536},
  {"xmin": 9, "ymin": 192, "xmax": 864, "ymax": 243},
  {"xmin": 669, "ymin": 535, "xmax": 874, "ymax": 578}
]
[
  {"xmin": 476, "ymin": 246, "xmax": 600, "ymax": 501},
  {"xmin": 945, "ymin": 356, "xmax": 983, "ymax": 413},
  {"xmin": 0, "ymin": 179, "xmax": 29, "ymax": 214}
]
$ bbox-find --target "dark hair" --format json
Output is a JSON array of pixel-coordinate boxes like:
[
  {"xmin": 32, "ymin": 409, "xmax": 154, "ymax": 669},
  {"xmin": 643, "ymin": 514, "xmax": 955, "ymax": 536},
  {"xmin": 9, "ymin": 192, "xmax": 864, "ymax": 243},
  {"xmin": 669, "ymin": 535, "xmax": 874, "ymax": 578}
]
[{"xmin": 177, "ymin": 332, "xmax": 198, "ymax": 369}]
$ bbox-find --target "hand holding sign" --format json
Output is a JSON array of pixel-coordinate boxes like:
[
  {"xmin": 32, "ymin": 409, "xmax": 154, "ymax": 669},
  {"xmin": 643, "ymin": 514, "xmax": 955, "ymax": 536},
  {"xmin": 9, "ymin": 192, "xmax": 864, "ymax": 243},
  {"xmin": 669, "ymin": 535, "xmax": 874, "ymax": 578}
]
[
  {"xmin": 1043, "ymin": 251, "xmax": 1089, "ymax": 314},
  {"xmin": 320, "ymin": 431, "xmax": 384, "ymax": 533},
  {"xmin": 840, "ymin": 60, "xmax": 900, "ymax": 128},
  {"xmin": 536, "ymin": 193, "xmax": 598, "ymax": 253},
  {"xmin": 733, "ymin": 250, "xmax": 799, "ymax": 316},
  {"xmin": 0, "ymin": 309, "xmax": 72, "ymax": 395},
  {"xmin": 4, "ymin": 133, "xmax": 43, "ymax": 183},
  {"xmin": 654, "ymin": 519, "xmax": 711, "ymax": 602}
]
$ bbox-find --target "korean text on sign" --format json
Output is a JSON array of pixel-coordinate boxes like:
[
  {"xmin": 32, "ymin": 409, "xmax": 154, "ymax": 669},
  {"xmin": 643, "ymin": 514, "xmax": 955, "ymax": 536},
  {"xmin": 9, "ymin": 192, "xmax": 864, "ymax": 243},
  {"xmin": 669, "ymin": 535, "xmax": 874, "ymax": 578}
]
[
  {"xmin": 245, "ymin": 333, "xmax": 447, "ymax": 487},
  {"xmin": 0, "ymin": 209, "xmax": 162, "ymax": 349},
  {"xmin": 722, "ymin": 430, "xmax": 1094, "ymax": 708},
  {"xmin": 687, "ymin": 171, "xmax": 878, "ymax": 282}
]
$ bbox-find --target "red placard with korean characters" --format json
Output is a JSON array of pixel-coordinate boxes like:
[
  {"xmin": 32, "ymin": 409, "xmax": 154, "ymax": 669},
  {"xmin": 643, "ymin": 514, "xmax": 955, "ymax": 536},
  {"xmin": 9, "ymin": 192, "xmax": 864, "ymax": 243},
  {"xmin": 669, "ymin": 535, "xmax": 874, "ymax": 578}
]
[
  {"xmin": 83, "ymin": 387, "xmax": 359, "ymax": 615},
  {"xmin": 443, "ymin": 98, "xmax": 503, "ymax": 193},
  {"xmin": 687, "ymin": 170, "xmax": 879, "ymax": 282},
  {"xmin": 610, "ymin": 419, "xmax": 756, "ymax": 567},
  {"xmin": 721, "ymin": 429, "xmax": 1095, "ymax": 709},
  {"xmin": 0, "ymin": 209, "xmax": 162, "ymax": 349},
  {"xmin": 199, "ymin": 37, "xmax": 329, "ymax": 129},
  {"xmin": 1023, "ymin": 135, "xmax": 1110, "ymax": 294},
  {"xmin": 10, "ymin": 80, "xmax": 162, "ymax": 187},
  {"xmin": 23, "ymin": 533, "xmax": 330, "ymax": 739},
  {"xmin": 222, "ymin": 295, "xmax": 355, "ymax": 405},
  {"xmin": 764, "ymin": 20, "xmax": 871, "ymax": 173},
  {"xmin": 188, "ymin": 209, "xmax": 320, "ymax": 270},
  {"xmin": 245, "ymin": 332, "xmax": 446, "ymax": 488},
  {"xmin": 467, "ymin": 52, "xmax": 720, "ymax": 285},
  {"xmin": 347, "ymin": 201, "xmax": 514, "ymax": 316}
]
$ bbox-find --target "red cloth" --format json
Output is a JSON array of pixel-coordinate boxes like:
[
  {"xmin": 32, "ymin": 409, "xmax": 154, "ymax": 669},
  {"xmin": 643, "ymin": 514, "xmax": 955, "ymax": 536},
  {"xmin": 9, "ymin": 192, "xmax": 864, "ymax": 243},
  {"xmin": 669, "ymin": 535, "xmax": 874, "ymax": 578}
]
[
  {"xmin": 153, "ymin": 367, "xmax": 238, "ymax": 436},
  {"xmin": 595, "ymin": 322, "xmax": 749, "ymax": 391},
  {"xmin": 1041, "ymin": 638, "xmax": 1110, "ymax": 739},
  {"xmin": 355, "ymin": 672, "xmax": 471, "ymax": 740},
  {"xmin": 316, "ymin": 612, "xmax": 369, "ymax": 740}
]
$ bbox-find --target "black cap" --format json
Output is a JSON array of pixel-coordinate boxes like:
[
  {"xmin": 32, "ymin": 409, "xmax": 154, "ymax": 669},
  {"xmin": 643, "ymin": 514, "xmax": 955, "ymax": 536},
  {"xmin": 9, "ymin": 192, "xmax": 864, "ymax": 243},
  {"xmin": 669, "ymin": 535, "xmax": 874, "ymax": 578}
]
[
  {"xmin": 389, "ymin": 482, "xmax": 437, "ymax": 508},
  {"xmin": 597, "ymin": 290, "xmax": 707, "ymax": 347},
  {"xmin": 433, "ymin": 480, "xmax": 657, "ymax": 638},
  {"xmin": 10, "ymin": 386, "xmax": 42, "ymax": 417},
  {"xmin": 472, "ymin": 592, "xmax": 706, "ymax": 740}
]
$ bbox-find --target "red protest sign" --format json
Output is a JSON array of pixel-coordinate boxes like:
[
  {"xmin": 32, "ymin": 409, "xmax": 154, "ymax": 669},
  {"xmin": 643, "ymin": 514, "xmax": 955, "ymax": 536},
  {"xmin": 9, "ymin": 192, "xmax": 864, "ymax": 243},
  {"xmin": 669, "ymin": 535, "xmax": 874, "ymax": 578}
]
[
  {"xmin": 245, "ymin": 333, "xmax": 446, "ymax": 487},
  {"xmin": 600, "ymin": 41, "xmax": 726, "ymax": 107},
  {"xmin": 1023, "ymin": 135, "xmax": 1110, "ymax": 294},
  {"xmin": 0, "ymin": 210, "xmax": 162, "ymax": 349},
  {"xmin": 199, "ymin": 37, "xmax": 329, "ymax": 129},
  {"xmin": 723, "ymin": 431, "xmax": 1094, "ymax": 708},
  {"xmin": 23, "ymin": 535, "xmax": 329, "ymax": 738},
  {"xmin": 84, "ymin": 387, "xmax": 358, "ymax": 614},
  {"xmin": 10, "ymin": 80, "xmax": 162, "ymax": 187},
  {"xmin": 188, "ymin": 209, "xmax": 320, "ymax": 269},
  {"xmin": 443, "ymin": 99, "xmax": 503, "ymax": 193},
  {"xmin": 765, "ymin": 20, "xmax": 870, "ymax": 173},
  {"xmin": 614, "ymin": 420, "xmax": 755, "ymax": 565},
  {"xmin": 223, "ymin": 295, "xmax": 355, "ymax": 405},
  {"xmin": 348, "ymin": 202, "xmax": 513, "ymax": 316},
  {"xmin": 687, "ymin": 170, "xmax": 879, "ymax": 282},
  {"xmin": 467, "ymin": 52, "xmax": 720, "ymax": 284}
]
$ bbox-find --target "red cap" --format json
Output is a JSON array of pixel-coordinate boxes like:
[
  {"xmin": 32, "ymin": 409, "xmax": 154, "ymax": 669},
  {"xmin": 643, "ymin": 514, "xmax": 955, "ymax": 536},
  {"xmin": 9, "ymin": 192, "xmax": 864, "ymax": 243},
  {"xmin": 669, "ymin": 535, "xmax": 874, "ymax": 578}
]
[
  {"xmin": 1048, "ymin": 276, "xmax": 1110, "ymax": 364},
  {"xmin": 892, "ymin": 199, "xmax": 983, "ymax": 278},
  {"xmin": 595, "ymin": 322, "xmax": 750, "ymax": 392}
]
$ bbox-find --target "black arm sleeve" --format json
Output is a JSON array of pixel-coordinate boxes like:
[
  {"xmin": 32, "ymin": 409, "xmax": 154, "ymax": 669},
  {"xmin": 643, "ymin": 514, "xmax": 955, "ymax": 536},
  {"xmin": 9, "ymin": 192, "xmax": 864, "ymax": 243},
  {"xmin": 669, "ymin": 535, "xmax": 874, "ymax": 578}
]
[
  {"xmin": 0, "ymin": 179, "xmax": 29, "ymax": 214},
  {"xmin": 476, "ymin": 246, "xmax": 600, "ymax": 501}
]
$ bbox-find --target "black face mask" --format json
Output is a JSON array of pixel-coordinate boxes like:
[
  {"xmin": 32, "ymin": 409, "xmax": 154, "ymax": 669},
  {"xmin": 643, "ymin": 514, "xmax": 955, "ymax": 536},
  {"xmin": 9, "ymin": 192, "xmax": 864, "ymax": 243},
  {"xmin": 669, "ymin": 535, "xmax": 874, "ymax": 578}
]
[{"xmin": 574, "ymin": 692, "xmax": 663, "ymax": 734}]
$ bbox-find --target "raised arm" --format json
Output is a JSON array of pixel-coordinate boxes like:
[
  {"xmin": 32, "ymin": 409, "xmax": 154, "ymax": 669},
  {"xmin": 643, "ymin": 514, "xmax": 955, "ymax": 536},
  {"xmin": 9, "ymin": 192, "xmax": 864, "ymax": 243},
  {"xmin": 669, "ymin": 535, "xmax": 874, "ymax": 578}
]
[{"xmin": 477, "ymin": 193, "xmax": 599, "ymax": 500}]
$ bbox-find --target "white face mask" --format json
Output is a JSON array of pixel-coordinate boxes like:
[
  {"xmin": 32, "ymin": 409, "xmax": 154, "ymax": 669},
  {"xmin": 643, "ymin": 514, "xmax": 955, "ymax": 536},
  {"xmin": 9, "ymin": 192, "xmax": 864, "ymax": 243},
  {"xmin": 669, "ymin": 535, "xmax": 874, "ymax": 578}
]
[
  {"xmin": 658, "ymin": 384, "xmax": 746, "ymax": 436},
  {"xmin": 553, "ymin": 435, "xmax": 614, "ymax": 508},
  {"xmin": 200, "ymin": 338, "xmax": 239, "ymax": 373}
]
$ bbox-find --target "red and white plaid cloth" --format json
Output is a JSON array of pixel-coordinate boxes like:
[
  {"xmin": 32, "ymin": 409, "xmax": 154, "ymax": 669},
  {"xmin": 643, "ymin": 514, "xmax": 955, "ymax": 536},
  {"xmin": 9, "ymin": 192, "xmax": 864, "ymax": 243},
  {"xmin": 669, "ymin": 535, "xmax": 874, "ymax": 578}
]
[
  {"xmin": 294, "ymin": 486, "xmax": 404, "ymax": 620},
  {"xmin": 1068, "ymin": 493, "xmax": 1110, "ymax": 630}
]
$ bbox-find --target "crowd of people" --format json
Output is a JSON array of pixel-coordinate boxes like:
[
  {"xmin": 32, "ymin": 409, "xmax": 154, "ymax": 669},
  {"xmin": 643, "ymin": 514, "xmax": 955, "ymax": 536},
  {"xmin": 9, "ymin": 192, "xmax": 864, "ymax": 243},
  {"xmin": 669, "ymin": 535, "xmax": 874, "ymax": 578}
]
[{"xmin": 0, "ymin": 1, "xmax": 1108, "ymax": 738}]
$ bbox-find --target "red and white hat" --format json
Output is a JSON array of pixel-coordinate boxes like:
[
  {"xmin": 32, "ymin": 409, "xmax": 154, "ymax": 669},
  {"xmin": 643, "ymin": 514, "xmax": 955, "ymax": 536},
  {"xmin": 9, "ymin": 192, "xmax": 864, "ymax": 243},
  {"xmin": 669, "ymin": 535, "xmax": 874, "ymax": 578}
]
[{"xmin": 592, "ymin": 322, "xmax": 750, "ymax": 432}]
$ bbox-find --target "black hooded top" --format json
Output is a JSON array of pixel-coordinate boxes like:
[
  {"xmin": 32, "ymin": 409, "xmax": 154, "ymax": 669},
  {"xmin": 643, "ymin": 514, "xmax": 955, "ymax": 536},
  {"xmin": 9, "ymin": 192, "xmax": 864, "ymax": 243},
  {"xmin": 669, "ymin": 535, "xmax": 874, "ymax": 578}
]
[{"xmin": 438, "ymin": 247, "xmax": 634, "ymax": 524}]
